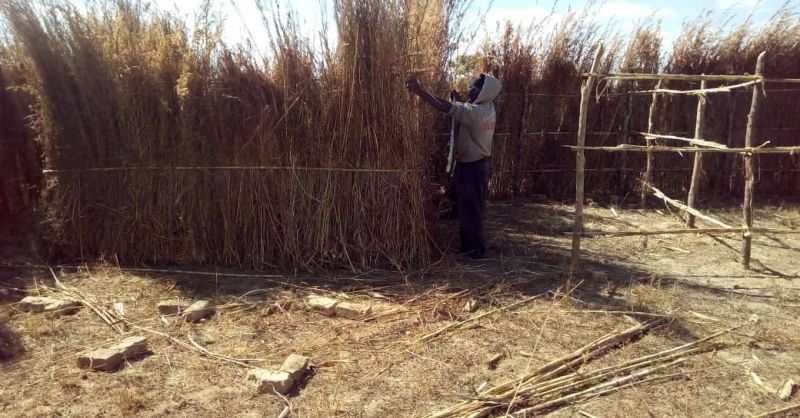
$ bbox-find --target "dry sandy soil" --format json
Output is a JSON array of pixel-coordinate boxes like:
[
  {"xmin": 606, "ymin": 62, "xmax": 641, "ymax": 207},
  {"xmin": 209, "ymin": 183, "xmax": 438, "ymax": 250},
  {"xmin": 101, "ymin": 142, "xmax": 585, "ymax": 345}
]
[{"xmin": 1, "ymin": 201, "xmax": 799, "ymax": 417}]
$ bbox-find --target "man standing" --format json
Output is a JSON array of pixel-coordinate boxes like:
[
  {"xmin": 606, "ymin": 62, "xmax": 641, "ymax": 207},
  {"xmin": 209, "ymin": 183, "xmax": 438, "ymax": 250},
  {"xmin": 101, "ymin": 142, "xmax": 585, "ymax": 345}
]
[{"xmin": 407, "ymin": 73, "xmax": 501, "ymax": 259}]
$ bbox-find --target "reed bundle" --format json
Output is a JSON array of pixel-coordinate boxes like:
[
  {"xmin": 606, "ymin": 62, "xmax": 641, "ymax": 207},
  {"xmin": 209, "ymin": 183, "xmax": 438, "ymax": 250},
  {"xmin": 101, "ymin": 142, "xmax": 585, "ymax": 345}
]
[
  {"xmin": 3, "ymin": 1, "xmax": 800, "ymax": 269},
  {"xmin": 426, "ymin": 322, "xmax": 733, "ymax": 417},
  {"xmin": 0, "ymin": 0, "xmax": 462, "ymax": 270}
]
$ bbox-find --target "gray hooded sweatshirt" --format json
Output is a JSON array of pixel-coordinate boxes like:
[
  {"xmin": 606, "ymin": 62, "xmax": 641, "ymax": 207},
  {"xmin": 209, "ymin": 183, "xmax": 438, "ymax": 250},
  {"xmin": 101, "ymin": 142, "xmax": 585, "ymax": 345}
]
[{"xmin": 448, "ymin": 74, "xmax": 502, "ymax": 163}]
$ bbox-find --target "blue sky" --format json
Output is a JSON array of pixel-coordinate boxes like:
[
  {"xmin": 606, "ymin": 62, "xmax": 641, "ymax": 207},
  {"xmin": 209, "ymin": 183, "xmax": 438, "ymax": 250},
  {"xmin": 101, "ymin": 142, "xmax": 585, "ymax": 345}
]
[{"xmin": 159, "ymin": 0, "xmax": 788, "ymax": 53}]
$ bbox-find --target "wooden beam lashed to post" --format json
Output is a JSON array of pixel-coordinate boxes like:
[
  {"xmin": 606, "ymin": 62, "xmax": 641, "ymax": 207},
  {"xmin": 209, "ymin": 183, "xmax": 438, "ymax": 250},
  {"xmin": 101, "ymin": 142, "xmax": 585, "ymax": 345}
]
[
  {"xmin": 742, "ymin": 52, "xmax": 766, "ymax": 269},
  {"xmin": 641, "ymin": 80, "xmax": 662, "ymax": 209},
  {"xmin": 687, "ymin": 79, "xmax": 708, "ymax": 228},
  {"xmin": 568, "ymin": 43, "xmax": 604, "ymax": 276}
]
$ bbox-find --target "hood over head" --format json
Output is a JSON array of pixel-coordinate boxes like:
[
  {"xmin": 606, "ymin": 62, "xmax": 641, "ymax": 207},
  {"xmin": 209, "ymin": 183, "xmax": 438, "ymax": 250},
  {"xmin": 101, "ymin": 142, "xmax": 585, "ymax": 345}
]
[{"xmin": 475, "ymin": 73, "xmax": 501, "ymax": 104}]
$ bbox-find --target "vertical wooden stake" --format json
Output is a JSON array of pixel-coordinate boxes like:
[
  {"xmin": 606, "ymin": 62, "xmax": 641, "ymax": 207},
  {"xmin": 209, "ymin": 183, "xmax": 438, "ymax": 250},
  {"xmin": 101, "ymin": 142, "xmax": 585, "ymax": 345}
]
[
  {"xmin": 513, "ymin": 86, "xmax": 529, "ymax": 196},
  {"xmin": 725, "ymin": 92, "xmax": 738, "ymax": 194},
  {"xmin": 618, "ymin": 90, "xmax": 633, "ymax": 199},
  {"xmin": 742, "ymin": 52, "xmax": 765, "ymax": 269},
  {"xmin": 641, "ymin": 80, "xmax": 662, "ymax": 209},
  {"xmin": 568, "ymin": 43, "xmax": 604, "ymax": 277},
  {"xmin": 686, "ymin": 79, "xmax": 707, "ymax": 228}
]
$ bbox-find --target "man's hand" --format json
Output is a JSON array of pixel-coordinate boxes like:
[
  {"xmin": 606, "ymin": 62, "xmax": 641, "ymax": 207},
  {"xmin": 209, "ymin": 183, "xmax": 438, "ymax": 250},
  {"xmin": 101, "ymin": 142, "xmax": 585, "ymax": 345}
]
[
  {"xmin": 406, "ymin": 76, "xmax": 422, "ymax": 95},
  {"xmin": 406, "ymin": 75, "xmax": 452, "ymax": 113}
]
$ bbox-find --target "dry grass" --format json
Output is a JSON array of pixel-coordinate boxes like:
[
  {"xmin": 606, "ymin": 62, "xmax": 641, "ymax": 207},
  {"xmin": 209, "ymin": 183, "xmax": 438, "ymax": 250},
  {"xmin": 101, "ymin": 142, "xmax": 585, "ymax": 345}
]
[{"xmin": 1, "ymin": 203, "xmax": 799, "ymax": 417}]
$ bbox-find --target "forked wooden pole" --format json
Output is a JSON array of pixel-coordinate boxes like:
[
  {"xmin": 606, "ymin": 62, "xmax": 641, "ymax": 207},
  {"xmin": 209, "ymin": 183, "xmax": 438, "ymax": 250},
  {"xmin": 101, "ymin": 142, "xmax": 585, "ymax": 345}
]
[
  {"xmin": 742, "ymin": 52, "xmax": 766, "ymax": 269},
  {"xmin": 568, "ymin": 43, "xmax": 604, "ymax": 277},
  {"xmin": 641, "ymin": 80, "xmax": 662, "ymax": 209},
  {"xmin": 687, "ymin": 79, "xmax": 708, "ymax": 228}
]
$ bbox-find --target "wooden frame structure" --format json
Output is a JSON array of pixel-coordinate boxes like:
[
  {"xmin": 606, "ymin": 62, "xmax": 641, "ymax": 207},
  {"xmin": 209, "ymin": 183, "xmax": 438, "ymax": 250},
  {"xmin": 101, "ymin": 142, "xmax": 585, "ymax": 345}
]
[{"xmin": 568, "ymin": 47, "xmax": 800, "ymax": 273}]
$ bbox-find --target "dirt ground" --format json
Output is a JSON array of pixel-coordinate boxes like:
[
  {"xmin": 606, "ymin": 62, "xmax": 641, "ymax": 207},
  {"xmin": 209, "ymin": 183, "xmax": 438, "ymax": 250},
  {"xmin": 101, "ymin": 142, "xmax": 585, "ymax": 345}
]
[{"xmin": 1, "ymin": 201, "xmax": 799, "ymax": 417}]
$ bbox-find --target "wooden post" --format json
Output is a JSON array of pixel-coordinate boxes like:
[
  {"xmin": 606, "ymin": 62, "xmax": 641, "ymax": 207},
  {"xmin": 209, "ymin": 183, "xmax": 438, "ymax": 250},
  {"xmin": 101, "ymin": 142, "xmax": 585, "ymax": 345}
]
[
  {"xmin": 618, "ymin": 90, "xmax": 633, "ymax": 199},
  {"xmin": 742, "ymin": 52, "xmax": 765, "ymax": 269},
  {"xmin": 513, "ymin": 86, "xmax": 529, "ymax": 196},
  {"xmin": 725, "ymin": 92, "xmax": 737, "ymax": 194},
  {"xmin": 686, "ymin": 79, "xmax": 707, "ymax": 228},
  {"xmin": 568, "ymin": 43, "xmax": 604, "ymax": 276},
  {"xmin": 641, "ymin": 80, "xmax": 662, "ymax": 209}
]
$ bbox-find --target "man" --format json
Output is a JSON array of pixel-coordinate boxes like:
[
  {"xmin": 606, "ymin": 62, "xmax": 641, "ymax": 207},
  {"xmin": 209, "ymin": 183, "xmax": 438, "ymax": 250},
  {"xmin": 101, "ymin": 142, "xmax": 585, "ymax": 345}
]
[{"xmin": 406, "ymin": 73, "xmax": 501, "ymax": 259}]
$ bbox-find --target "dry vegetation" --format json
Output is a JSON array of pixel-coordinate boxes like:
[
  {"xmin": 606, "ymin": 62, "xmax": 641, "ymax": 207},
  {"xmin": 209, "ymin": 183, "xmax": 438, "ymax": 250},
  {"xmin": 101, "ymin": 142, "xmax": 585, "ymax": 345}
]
[
  {"xmin": 1, "ymin": 203, "xmax": 799, "ymax": 417},
  {"xmin": 2, "ymin": 1, "xmax": 799, "ymax": 270},
  {"xmin": 1, "ymin": 2, "xmax": 800, "ymax": 415}
]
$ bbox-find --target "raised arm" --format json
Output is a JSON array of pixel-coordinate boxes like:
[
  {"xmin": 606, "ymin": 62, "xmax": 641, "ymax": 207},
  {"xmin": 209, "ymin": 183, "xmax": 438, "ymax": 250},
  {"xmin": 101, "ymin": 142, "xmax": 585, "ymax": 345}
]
[{"xmin": 406, "ymin": 76, "xmax": 452, "ymax": 113}]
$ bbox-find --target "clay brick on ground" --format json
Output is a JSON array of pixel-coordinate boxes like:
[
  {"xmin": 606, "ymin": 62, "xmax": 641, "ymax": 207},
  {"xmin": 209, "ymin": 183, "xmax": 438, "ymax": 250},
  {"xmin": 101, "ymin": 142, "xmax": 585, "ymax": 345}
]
[
  {"xmin": 184, "ymin": 300, "xmax": 215, "ymax": 322},
  {"xmin": 306, "ymin": 295, "xmax": 338, "ymax": 316},
  {"xmin": 157, "ymin": 299, "xmax": 190, "ymax": 315},
  {"xmin": 76, "ymin": 336, "xmax": 148, "ymax": 372},
  {"xmin": 19, "ymin": 296, "xmax": 82, "ymax": 317},
  {"xmin": 247, "ymin": 369, "xmax": 294, "ymax": 395},
  {"xmin": 19, "ymin": 296, "xmax": 59, "ymax": 313},
  {"xmin": 280, "ymin": 354, "xmax": 310, "ymax": 381},
  {"xmin": 110, "ymin": 336, "xmax": 148, "ymax": 356},
  {"xmin": 44, "ymin": 300, "xmax": 82, "ymax": 317},
  {"xmin": 334, "ymin": 301, "xmax": 371, "ymax": 319},
  {"xmin": 778, "ymin": 379, "xmax": 798, "ymax": 401},
  {"xmin": 77, "ymin": 348, "xmax": 125, "ymax": 372}
]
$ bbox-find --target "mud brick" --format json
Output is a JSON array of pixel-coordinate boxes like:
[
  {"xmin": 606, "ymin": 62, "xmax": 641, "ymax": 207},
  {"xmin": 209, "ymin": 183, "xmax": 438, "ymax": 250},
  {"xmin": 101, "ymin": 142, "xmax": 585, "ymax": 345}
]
[
  {"xmin": 184, "ymin": 300, "xmax": 215, "ymax": 323},
  {"xmin": 779, "ymin": 379, "xmax": 798, "ymax": 401},
  {"xmin": 306, "ymin": 295, "xmax": 338, "ymax": 316},
  {"xmin": 334, "ymin": 301, "xmax": 371, "ymax": 319},
  {"xmin": 77, "ymin": 348, "xmax": 125, "ymax": 371},
  {"xmin": 247, "ymin": 369, "xmax": 294, "ymax": 395},
  {"xmin": 157, "ymin": 300, "xmax": 190, "ymax": 315},
  {"xmin": 110, "ymin": 336, "xmax": 148, "ymax": 356},
  {"xmin": 77, "ymin": 336, "xmax": 148, "ymax": 372},
  {"xmin": 44, "ymin": 300, "xmax": 83, "ymax": 317},
  {"xmin": 280, "ymin": 354, "xmax": 310, "ymax": 382},
  {"xmin": 19, "ymin": 296, "xmax": 62, "ymax": 313}
]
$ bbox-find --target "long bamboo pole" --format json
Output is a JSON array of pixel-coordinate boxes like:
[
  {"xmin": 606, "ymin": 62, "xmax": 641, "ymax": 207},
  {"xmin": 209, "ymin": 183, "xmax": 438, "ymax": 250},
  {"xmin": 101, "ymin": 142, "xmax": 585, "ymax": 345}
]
[
  {"xmin": 687, "ymin": 79, "xmax": 708, "ymax": 228},
  {"xmin": 742, "ymin": 52, "xmax": 766, "ymax": 269},
  {"xmin": 568, "ymin": 43, "xmax": 604, "ymax": 277},
  {"xmin": 641, "ymin": 80, "xmax": 662, "ymax": 209}
]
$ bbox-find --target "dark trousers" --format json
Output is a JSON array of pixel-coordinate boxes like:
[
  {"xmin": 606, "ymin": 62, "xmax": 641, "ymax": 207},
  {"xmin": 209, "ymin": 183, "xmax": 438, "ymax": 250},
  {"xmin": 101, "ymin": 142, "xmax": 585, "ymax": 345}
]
[{"xmin": 455, "ymin": 158, "xmax": 488, "ymax": 257}]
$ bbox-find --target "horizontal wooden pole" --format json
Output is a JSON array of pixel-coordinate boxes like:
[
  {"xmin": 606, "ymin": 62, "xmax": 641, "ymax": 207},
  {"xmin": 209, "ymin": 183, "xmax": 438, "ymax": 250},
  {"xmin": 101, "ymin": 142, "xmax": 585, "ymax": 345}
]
[
  {"xmin": 572, "ymin": 227, "xmax": 799, "ymax": 237},
  {"xmin": 637, "ymin": 80, "xmax": 761, "ymax": 95},
  {"xmin": 634, "ymin": 132, "xmax": 727, "ymax": 149},
  {"xmin": 566, "ymin": 144, "xmax": 800, "ymax": 154},
  {"xmin": 593, "ymin": 73, "xmax": 762, "ymax": 82}
]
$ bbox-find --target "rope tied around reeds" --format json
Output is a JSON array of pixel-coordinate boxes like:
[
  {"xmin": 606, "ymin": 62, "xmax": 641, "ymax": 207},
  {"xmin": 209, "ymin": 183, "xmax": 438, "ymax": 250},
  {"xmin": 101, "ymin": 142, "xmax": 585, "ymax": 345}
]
[{"xmin": 40, "ymin": 166, "xmax": 421, "ymax": 174}]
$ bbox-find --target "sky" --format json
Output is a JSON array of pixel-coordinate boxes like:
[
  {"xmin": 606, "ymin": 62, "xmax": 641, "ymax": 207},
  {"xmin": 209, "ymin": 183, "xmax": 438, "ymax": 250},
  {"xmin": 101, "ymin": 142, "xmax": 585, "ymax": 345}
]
[{"xmin": 158, "ymin": 0, "xmax": 787, "ymax": 54}]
